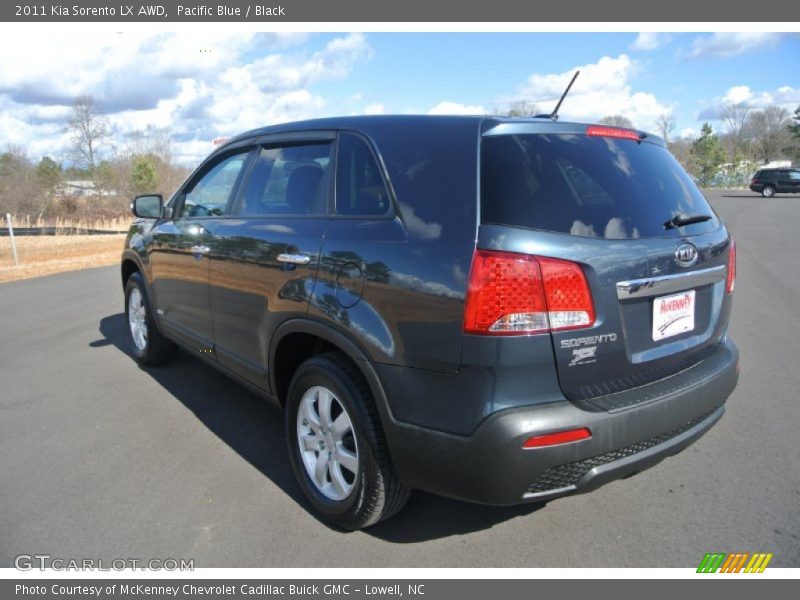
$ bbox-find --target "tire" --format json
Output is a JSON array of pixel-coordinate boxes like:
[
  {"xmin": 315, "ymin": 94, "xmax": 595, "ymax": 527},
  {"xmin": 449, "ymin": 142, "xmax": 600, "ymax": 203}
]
[
  {"xmin": 762, "ymin": 186, "xmax": 776, "ymax": 198},
  {"xmin": 285, "ymin": 352, "xmax": 410, "ymax": 529},
  {"xmin": 124, "ymin": 271, "xmax": 178, "ymax": 366}
]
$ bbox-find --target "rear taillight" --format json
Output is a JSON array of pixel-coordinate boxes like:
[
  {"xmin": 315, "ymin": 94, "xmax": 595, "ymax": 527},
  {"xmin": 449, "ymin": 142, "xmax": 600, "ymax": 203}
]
[
  {"xmin": 586, "ymin": 125, "xmax": 640, "ymax": 141},
  {"xmin": 726, "ymin": 237, "xmax": 736, "ymax": 294},
  {"xmin": 539, "ymin": 257, "xmax": 596, "ymax": 331},
  {"xmin": 463, "ymin": 249, "xmax": 595, "ymax": 335},
  {"xmin": 750, "ymin": 177, "xmax": 757, "ymax": 184}
]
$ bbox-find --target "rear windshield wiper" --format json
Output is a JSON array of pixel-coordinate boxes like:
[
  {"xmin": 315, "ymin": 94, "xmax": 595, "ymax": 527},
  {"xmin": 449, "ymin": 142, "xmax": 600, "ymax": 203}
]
[{"xmin": 663, "ymin": 214, "xmax": 713, "ymax": 229}]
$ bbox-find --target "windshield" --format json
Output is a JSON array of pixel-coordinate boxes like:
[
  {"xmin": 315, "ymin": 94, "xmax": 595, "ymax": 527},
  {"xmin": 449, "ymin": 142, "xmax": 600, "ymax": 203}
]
[{"xmin": 481, "ymin": 133, "xmax": 719, "ymax": 239}]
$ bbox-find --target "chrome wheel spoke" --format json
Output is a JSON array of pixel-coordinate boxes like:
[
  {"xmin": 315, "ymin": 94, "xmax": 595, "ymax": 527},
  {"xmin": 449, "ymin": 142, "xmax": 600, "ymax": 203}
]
[
  {"xmin": 301, "ymin": 399, "xmax": 321, "ymax": 433},
  {"xmin": 301, "ymin": 434, "xmax": 319, "ymax": 452},
  {"xmin": 336, "ymin": 447, "xmax": 358, "ymax": 474},
  {"xmin": 331, "ymin": 413, "xmax": 350, "ymax": 440},
  {"xmin": 317, "ymin": 388, "xmax": 333, "ymax": 429},
  {"xmin": 314, "ymin": 452, "xmax": 329, "ymax": 488},
  {"xmin": 329, "ymin": 463, "xmax": 349, "ymax": 497}
]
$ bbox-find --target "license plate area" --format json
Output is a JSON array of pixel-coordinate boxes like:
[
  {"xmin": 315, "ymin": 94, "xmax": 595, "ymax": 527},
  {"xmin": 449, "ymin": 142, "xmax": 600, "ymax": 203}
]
[{"xmin": 652, "ymin": 290, "xmax": 695, "ymax": 341}]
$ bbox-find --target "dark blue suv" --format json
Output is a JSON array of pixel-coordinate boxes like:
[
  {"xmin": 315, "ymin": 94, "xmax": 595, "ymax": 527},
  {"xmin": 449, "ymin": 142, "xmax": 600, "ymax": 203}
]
[{"xmin": 122, "ymin": 116, "xmax": 738, "ymax": 529}]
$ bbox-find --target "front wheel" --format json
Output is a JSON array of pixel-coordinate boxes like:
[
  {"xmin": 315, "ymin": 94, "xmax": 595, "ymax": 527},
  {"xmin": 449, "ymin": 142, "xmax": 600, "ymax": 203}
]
[
  {"xmin": 285, "ymin": 352, "xmax": 410, "ymax": 529},
  {"xmin": 124, "ymin": 272, "xmax": 178, "ymax": 366},
  {"xmin": 762, "ymin": 186, "xmax": 776, "ymax": 198}
]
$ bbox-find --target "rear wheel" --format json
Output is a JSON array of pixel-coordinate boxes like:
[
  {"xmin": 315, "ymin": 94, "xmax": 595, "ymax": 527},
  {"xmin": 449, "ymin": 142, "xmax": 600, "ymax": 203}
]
[
  {"xmin": 762, "ymin": 185, "xmax": 776, "ymax": 197},
  {"xmin": 124, "ymin": 272, "xmax": 178, "ymax": 366},
  {"xmin": 285, "ymin": 352, "xmax": 410, "ymax": 529}
]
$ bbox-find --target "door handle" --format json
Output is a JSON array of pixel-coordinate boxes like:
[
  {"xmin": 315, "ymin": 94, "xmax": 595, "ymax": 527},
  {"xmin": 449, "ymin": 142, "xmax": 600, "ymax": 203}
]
[{"xmin": 277, "ymin": 253, "xmax": 311, "ymax": 265}]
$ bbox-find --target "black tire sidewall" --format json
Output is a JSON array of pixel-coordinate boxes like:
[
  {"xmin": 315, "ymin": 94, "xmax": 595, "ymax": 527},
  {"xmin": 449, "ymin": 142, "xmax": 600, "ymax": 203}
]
[{"xmin": 285, "ymin": 360, "xmax": 377, "ymax": 525}]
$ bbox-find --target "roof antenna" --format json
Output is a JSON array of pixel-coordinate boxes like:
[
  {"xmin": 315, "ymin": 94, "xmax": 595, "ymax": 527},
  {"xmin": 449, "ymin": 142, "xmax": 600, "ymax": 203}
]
[{"xmin": 544, "ymin": 70, "xmax": 580, "ymax": 121}]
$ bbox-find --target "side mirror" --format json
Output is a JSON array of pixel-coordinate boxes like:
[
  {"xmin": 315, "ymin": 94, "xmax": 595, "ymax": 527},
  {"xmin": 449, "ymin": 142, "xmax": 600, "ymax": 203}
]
[{"xmin": 131, "ymin": 194, "xmax": 163, "ymax": 219}]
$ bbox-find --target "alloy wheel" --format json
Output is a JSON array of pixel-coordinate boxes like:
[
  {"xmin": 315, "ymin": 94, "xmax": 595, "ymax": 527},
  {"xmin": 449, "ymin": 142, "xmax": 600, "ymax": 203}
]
[{"xmin": 296, "ymin": 385, "xmax": 359, "ymax": 501}]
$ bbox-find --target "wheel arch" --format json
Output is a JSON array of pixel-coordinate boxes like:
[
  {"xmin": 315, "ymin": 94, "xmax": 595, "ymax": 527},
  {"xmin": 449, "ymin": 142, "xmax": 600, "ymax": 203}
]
[
  {"xmin": 269, "ymin": 319, "xmax": 396, "ymax": 427},
  {"xmin": 121, "ymin": 254, "xmax": 141, "ymax": 288}
]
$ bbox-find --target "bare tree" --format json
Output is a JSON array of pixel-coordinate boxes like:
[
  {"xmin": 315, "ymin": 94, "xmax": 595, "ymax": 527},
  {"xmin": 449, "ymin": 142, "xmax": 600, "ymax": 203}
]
[
  {"xmin": 656, "ymin": 113, "xmax": 677, "ymax": 145},
  {"xmin": 748, "ymin": 106, "xmax": 791, "ymax": 163},
  {"xmin": 599, "ymin": 115, "xmax": 635, "ymax": 128},
  {"xmin": 669, "ymin": 137, "xmax": 693, "ymax": 169},
  {"xmin": 720, "ymin": 102, "xmax": 751, "ymax": 167},
  {"xmin": 0, "ymin": 145, "xmax": 46, "ymax": 216},
  {"xmin": 507, "ymin": 100, "xmax": 541, "ymax": 117},
  {"xmin": 493, "ymin": 100, "xmax": 541, "ymax": 117},
  {"xmin": 67, "ymin": 95, "xmax": 108, "ymax": 177}
]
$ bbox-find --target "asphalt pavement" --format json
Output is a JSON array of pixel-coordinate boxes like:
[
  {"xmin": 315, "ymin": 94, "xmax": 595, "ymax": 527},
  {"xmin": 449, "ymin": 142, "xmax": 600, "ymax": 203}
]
[{"xmin": 1, "ymin": 189, "xmax": 798, "ymax": 568}]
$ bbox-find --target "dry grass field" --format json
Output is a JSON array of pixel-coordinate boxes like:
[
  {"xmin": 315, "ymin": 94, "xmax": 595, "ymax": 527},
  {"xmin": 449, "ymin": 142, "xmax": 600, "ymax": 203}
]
[{"xmin": 0, "ymin": 216, "xmax": 130, "ymax": 283}]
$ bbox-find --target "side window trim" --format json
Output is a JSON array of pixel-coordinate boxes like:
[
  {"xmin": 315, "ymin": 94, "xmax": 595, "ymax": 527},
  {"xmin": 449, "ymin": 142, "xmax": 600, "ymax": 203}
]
[{"xmin": 332, "ymin": 130, "xmax": 397, "ymax": 220}]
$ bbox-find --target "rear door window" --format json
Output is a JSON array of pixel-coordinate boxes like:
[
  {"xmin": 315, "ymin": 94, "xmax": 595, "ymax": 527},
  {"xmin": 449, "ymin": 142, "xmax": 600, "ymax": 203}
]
[
  {"xmin": 481, "ymin": 133, "xmax": 719, "ymax": 239},
  {"xmin": 237, "ymin": 142, "xmax": 333, "ymax": 216}
]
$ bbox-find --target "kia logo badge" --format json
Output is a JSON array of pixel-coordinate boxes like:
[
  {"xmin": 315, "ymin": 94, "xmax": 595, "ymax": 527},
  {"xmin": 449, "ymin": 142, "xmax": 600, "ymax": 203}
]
[{"xmin": 675, "ymin": 243, "xmax": 698, "ymax": 267}]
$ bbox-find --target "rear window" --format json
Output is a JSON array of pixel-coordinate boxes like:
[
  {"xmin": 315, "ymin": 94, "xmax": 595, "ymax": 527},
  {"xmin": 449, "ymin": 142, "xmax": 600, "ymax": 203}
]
[{"xmin": 481, "ymin": 134, "xmax": 719, "ymax": 239}]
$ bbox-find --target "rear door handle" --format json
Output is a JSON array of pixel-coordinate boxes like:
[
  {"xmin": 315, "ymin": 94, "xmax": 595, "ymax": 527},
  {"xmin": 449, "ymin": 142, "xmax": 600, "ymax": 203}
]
[{"xmin": 277, "ymin": 253, "xmax": 311, "ymax": 265}]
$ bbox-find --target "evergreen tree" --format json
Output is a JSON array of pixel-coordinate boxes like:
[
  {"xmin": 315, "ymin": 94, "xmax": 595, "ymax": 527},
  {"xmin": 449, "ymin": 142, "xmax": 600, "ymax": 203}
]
[{"xmin": 690, "ymin": 123, "xmax": 726, "ymax": 187}]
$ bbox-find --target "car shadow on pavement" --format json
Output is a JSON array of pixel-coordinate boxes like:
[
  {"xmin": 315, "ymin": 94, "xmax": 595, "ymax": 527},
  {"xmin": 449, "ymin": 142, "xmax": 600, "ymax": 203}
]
[{"xmin": 95, "ymin": 312, "xmax": 547, "ymax": 542}]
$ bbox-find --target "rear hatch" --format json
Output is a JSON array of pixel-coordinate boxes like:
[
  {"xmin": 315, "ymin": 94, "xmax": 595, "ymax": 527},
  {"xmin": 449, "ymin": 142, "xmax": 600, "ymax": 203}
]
[{"xmin": 477, "ymin": 121, "xmax": 734, "ymax": 405}]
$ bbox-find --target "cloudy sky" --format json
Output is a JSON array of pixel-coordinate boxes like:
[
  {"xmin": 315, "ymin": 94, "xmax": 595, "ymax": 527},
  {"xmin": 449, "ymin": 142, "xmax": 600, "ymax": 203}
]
[{"xmin": 0, "ymin": 31, "xmax": 797, "ymax": 166}]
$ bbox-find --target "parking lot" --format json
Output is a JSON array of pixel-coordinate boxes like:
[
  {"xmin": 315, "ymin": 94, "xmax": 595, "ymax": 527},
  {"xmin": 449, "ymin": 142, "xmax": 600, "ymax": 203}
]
[{"xmin": 1, "ymin": 189, "xmax": 798, "ymax": 568}]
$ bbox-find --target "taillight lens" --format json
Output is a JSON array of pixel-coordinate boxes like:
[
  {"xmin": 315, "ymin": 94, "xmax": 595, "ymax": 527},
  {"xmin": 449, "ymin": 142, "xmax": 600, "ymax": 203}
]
[
  {"xmin": 586, "ymin": 125, "xmax": 640, "ymax": 141},
  {"xmin": 463, "ymin": 249, "xmax": 595, "ymax": 335},
  {"xmin": 539, "ymin": 257, "xmax": 596, "ymax": 331},
  {"xmin": 726, "ymin": 237, "xmax": 736, "ymax": 294}
]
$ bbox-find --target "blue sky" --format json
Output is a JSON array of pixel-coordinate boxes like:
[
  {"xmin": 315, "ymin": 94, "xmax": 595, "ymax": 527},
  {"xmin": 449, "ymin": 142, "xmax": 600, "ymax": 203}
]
[{"xmin": 0, "ymin": 31, "xmax": 797, "ymax": 165}]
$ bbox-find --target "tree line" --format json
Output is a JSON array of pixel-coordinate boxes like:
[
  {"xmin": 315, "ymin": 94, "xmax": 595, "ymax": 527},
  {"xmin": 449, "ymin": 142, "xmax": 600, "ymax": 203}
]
[
  {"xmin": 2, "ymin": 97, "xmax": 799, "ymax": 221},
  {"xmin": 0, "ymin": 96, "xmax": 190, "ymax": 220}
]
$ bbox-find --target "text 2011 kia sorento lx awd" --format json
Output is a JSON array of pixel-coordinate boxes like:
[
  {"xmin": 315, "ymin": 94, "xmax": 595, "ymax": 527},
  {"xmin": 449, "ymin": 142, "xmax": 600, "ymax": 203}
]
[{"xmin": 122, "ymin": 116, "xmax": 738, "ymax": 529}]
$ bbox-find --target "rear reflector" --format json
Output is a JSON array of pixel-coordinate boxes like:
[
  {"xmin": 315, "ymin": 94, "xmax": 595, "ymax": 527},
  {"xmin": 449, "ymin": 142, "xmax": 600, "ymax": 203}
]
[
  {"xmin": 586, "ymin": 125, "xmax": 640, "ymax": 141},
  {"xmin": 726, "ymin": 237, "xmax": 736, "ymax": 294},
  {"xmin": 523, "ymin": 428, "xmax": 592, "ymax": 449},
  {"xmin": 463, "ymin": 249, "xmax": 595, "ymax": 335}
]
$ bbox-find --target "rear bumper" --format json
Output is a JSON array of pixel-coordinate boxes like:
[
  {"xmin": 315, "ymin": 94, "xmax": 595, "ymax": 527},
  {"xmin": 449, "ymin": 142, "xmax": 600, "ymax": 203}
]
[
  {"xmin": 749, "ymin": 184, "xmax": 763, "ymax": 192},
  {"xmin": 382, "ymin": 338, "xmax": 738, "ymax": 505}
]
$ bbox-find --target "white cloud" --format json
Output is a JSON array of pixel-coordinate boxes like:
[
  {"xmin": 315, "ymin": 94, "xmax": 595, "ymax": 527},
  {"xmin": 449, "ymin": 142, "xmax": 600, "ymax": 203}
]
[
  {"xmin": 0, "ymin": 32, "xmax": 372, "ymax": 165},
  {"xmin": 362, "ymin": 103, "xmax": 386, "ymax": 115},
  {"xmin": 630, "ymin": 33, "xmax": 671, "ymax": 51},
  {"xmin": 509, "ymin": 54, "xmax": 671, "ymax": 133},
  {"xmin": 683, "ymin": 33, "xmax": 783, "ymax": 60},
  {"xmin": 427, "ymin": 101, "xmax": 486, "ymax": 115},
  {"xmin": 697, "ymin": 84, "xmax": 800, "ymax": 120},
  {"xmin": 680, "ymin": 127, "xmax": 700, "ymax": 140}
]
